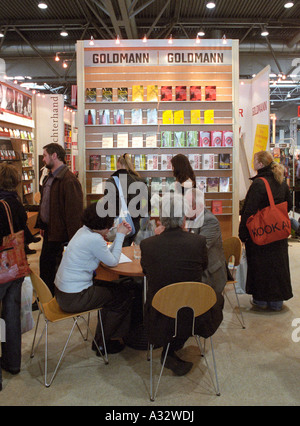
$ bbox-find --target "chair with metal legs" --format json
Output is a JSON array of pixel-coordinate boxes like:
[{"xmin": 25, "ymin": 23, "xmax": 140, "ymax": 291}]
[
  {"xmin": 30, "ymin": 270, "xmax": 108, "ymax": 387},
  {"xmin": 148, "ymin": 281, "xmax": 221, "ymax": 401}
]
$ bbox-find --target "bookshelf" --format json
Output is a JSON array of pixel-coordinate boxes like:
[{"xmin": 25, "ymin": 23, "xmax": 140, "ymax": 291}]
[{"xmin": 77, "ymin": 39, "xmax": 239, "ymax": 239}]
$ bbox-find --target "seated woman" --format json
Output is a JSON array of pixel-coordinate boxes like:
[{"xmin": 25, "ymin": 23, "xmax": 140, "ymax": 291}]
[{"xmin": 54, "ymin": 200, "xmax": 133, "ymax": 354}]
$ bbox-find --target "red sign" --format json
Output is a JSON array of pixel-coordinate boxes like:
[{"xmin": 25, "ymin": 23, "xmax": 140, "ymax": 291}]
[{"xmin": 298, "ymin": 105, "xmax": 300, "ymax": 117}]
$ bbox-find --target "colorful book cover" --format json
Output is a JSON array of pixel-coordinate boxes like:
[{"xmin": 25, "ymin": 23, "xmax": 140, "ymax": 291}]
[
  {"xmin": 204, "ymin": 109, "xmax": 214, "ymax": 124},
  {"xmin": 222, "ymin": 131, "xmax": 233, "ymax": 146},
  {"xmin": 186, "ymin": 130, "xmax": 199, "ymax": 147},
  {"xmin": 106, "ymin": 155, "xmax": 117, "ymax": 170},
  {"xmin": 98, "ymin": 109, "xmax": 110, "ymax": 124},
  {"xmin": 161, "ymin": 154, "xmax": 173, "ymax": 171},
  {"xmin": 139, "ymin": 154, "xmax": 147, "ymax": 170},
  {"xmin": 211, "ymin": 200, "xmax": 222, "ymax": 214},
  {"xmin": 114, "ymin": 109, "xmax": 125, "ymax": 124},
  {"xmin": 160, "ymin": 131, "xmax": 173, "ymax": 147},
  {"xmin": 196, "ymin": 176, "xmax": 207, "ymax": 193},
  {"xmin": 132, "ymin": 85, "xmax": 144, "ymax": 101},
  {"xmin": 218, "ymin": 153, "xmax": 231, "ymax": 169},
  {"xmin": 117, "ymin": 132, "xmax": 129, "ymax": 148},
  {"xmin": 117, "ymin": 87, "xmax": 128, "ymax": 102},
  {"xmin": 147, "ymin": 154, "xmax": 158, "ymax": 170},
  {"xmin": 89, "ymin": 155, "xmax": 101, "ymax": 170},
  {"xmin": 205, "ymin": 86, "xmax": 216, "ymax": 101},
  {"xmin": 174, "ymin": 110, "xmax": 184, "ymax": 124},
  {"xmin": 147, "ymin": 108, "xmax": 158, "ymax": 124},
  {"xmin": 211, "ymin": 130, "xmax": 223, "ymax": 147},
  {"xmin": 202, "ymin": 153, "xmax": 215, "ymax": 170},
  {"xmin": 219, "ymin": 177, "xmax": 230, "ymax": 192},
  {"xmin": 102, "ymin": 87, "xmax": 113, "ymax": 102},
  {"xmin": 174, "ymin": 131, "xmax": 185, "ymax": 147},
  {"xmin": 134, "ymin": 155, "xmax": 140, "ymax": 170},
  {"xmin": 145, "ymin": 132, "xmax": 157, "ymax": 148},
  {"xmin": 102, "ymin": 132, "xmax": 114, "ymax": 148},
  {"xmin": 131, "ymin": 108, "xmax": 143, "ymax": 124},
  {"xmin": 175, "ymin": 86, "xmax": 187, "ymax": 101},
  {"xmin": 85, "ymin": 88, "xmax": 97, "ymax": 102},
  {"xmin": 162, "ymin": 110, "xmax": 173, "ymax": 124},
  {"xmin": 132, "ymin": 132, "xmax": 143, "ymax": 148},
  {"xmin": 207, "ymin": 177, "xmax": 219, "ymax": 193},
  {"xmin": 147, "ymin": 85, "xmax": 159, "ymax": 102},
  {"xmin": 199, "ymin": 131, "xmax": 211, "ymax": 147},
  {"xmin": 161, "ymin": 86, "xmax": 172, "ymax": 101},
  {"xmin": 189, "ymin": 154, "xmax": 201, "ymax": 170},
  {"xmin": 190, "ymin": 110, "xmax": 201, "ymax": 124},
  {"xmin": 85, "ymin": 109, "xmax": 96, "ymax": 125},
  {"xmin": 190, "ymin": 86, "xmax": 201, "ymax": 101}
]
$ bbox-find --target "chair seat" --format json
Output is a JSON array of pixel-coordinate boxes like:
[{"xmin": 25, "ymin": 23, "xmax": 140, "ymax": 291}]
[{"xmin": 42, "ymin": 297, "xmax": 99, "ymax": 323}]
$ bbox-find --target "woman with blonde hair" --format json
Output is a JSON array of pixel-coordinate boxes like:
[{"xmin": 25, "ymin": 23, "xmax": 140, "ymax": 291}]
[{"xmin": 239, "ymin": 150, "xmax": 293, "ymax": 311}]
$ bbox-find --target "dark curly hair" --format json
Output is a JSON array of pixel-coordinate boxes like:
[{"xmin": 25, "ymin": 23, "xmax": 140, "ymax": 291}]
[{"xmin": 82, "ymin": 202, "xmax": 114, "ymax": 230}]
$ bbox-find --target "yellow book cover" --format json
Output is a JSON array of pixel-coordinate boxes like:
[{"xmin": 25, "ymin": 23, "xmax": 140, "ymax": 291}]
[
  {"xmin": 191, "ymin": 110, "xmax": 201, "ymax": 124},
  {"xmin": 204, "ymin": 109, "xmax": 214, "ymax": 124},
  {"xmin": 132, "ymin": 85, "xmax": 144, "ymax": 101},
  {"xmin": 174, "ymin": 110, "xmax": 184, "ymax": 124},
  {"xmin": 147, "ymin": 85, "xmax": 159, "ymax": 102},
  {"xmin": 162, "ymin": 110, "xmax": 173, "ymax": 124}
]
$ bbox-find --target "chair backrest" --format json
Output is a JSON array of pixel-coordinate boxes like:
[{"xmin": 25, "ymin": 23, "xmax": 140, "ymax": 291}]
[
  {"xmin": 152, "ymin": 281, "xmax": 217, "ymax": 319},
  {"xmin": 222, "ymin": 237, "xmax": 242, "ymax": 267},
  {"xmin": 30, "ymin": 270, "xmax": 53, "ymax": 305}
]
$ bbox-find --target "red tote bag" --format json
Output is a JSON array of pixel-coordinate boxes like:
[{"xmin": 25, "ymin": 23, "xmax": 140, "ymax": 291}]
[
  {"xmin": 0, "ymin": 200, "xmax": 31, "ymax": 284},
  {"xmin": 246, "ymin": 177, "xmax": 291, "ymax": 246}
]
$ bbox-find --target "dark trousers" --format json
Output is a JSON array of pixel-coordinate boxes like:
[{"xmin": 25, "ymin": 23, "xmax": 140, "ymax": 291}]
[
  {"xmin": 39, "ymin": 229, "xmax": 64, "ymax": 295},
  {"xmin": 0, "ymin": 278, "xmax": 23, "ymax": 380}
]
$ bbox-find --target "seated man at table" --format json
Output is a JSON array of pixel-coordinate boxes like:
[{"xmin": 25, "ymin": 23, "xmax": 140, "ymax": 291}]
[
  {"xmin": 140, "ymin": 192, "xmax": 224, "ymax": 376},
  {"xmin": 55, "ymin": 201, "xmax": 133, "ymax": 354}
]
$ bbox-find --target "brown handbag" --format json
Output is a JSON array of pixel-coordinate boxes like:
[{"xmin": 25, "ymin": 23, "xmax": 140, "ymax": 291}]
[{"xmin": 0, "ymin": 200, "xmax": 31, "ymax": 284}]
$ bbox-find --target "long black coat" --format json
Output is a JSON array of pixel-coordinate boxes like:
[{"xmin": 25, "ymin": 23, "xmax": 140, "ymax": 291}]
[
  {"xmin": 239, "ymin": 165, "xmax": 293, "ymax": 301},
  {"xmin": 140, "ymin": 227, "xmax": 224, "ymax": 347}
]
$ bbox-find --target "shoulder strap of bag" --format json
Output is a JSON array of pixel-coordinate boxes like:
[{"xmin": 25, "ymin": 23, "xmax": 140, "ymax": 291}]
[
  {"xmin": 0, "ymin": 199, "xmax": 14, "ymax": 234},
  {"xmin": 258, "ymin": 177, "xmax": 275, "ymax": 208},
  {"xmin": 113, "ymin": 176, "xmax": 128, "ymax": 213}
]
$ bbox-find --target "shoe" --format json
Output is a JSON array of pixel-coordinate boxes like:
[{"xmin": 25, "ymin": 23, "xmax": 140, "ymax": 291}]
[
  {"xmin": 93, "ymin": 339, "xmax": 125, "ymax": 355},
  {"xmin": 1, "ymin": 365, "xmax": 20, "ymax": 375},
  {"xmin": 161, "ymin": 352, "xmax": 193, "ymax": 376},
  {"xmin": 25, "ymin": 246, "xmax": 36, "ymax": 255},
  {"xmin": 31, "ymin": 236, "xmax": 41, "ymax": 243},
  {"xmin": 250, "ymin": 299, "xmax": 268, "ymax": 310},
  {"xmin": 0, "ymin": 382, "xmax": 2, "ymax": 391}
]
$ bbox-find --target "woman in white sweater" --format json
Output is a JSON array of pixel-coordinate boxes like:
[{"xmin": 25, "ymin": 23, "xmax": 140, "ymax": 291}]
[{"xmin": 55, "ymin": 201, "xmax": 133, "ymax": 354}]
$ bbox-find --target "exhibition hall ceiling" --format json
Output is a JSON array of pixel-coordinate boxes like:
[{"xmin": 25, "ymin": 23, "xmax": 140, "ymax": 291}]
[{"xmin": 0, "ymin": 0, "xmax": 299, "ymax": 115}]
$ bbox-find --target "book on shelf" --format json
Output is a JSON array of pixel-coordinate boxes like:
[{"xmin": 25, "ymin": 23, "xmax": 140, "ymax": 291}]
[
  {"xmin": 204, "ymin": 110, "xmax": 214, "ymax": 124},
  {"xmin": 131, "ymin": 108, "xmax": 143, "ymax": 125},
  {"xmin": 116, "ymin": 132, "xmax": 128, "ymax": 148},
  {"xmin": 219, "ymin": 177, "xmax": 230, "ymax": 192},
  {"xmin": 98, "ymin": 109, "xmax": 110, "ymax": 124},
  {"xmin": 114, "ymin": 109, "xmax": 125, "ymax": 124},
  {"xmin": 106, "ymin": 155, "xmax": 117, "ymax": 171},
  {"xmin": 139, "ymin": 154, "xmax": 147, "ymax": 170},
  {"xmin": 211, "ymin": 200, "xmax": 222, "ymax": 214},
  {"xmin": 89, "ymin": 155, "xmax": 101, "ymax": 170},
  {"xmin": 175, "ymin": 86, "xmax": 187, "ymax": 101},
  {"xmin": 85, "ymin": 88, "xmax": 97, "ymax": 102},
  {"xmin": 147, "ymin": 108, "xmax": 158, "ymax": 125},
  {"xmin": 222, "ymin": 131, "xmax": 233, "ymax": 146},
  {"xmin": 118, "ymin": 87, "xmax": 128, "ymax": 102},
  {"xmin": 211, "ymin": 130, "xmax": 223, "ymax": 147},
  {"xmin": 186, "ymin": 130, "xmax": 199, "ymax": 147},
  {"xmin": 165, "ymin": 177, "xmax": 176, "ymax": 192},
  {"xmin": 202, "ymin": 153, "xmax": 215, "ymax": 170},
  {"xmin": 190, "ymin": 86, "xmax": 201, "ymax": 101},
  {"xmin": 102, "ymin": 87, "xmax": 113, "ymax": 102},
  {"xmin": 151, "ymin": 177, "xmax": 163, "ymax": 193},
  {"xmin": 174, "ymin": 131, "xmax": 185, "ymax": 147},
  {"xmin": 218, "ymin": 153, "xmax": 231, "ymax": 169},
  {"xmin": 205, "ymin": 86, "xmax": 216, "ymax": 101},
  {"xmin": 200, "ymin": 131, "xmax": 211, "ymax": 147},
  {"xmin": 147, "ymin": 85, "xmax": 159, "ymax": 102},
  {"xmin": 28, "ymin": 141, "xmax": 34, "ymax": 153},
  {"xmin": 132, "ymin": 85, "xmax": 144, "ymax": 101},
  {"xmin": 190, "ymin": 110, "xmax": 201, "ymax": 124},
  {"xmin": 161, "ymin": 86, "xmax": 172, "ymax": 101},
  {"xmin": 132, "ymin": 132, "xmax": 143, "ymax": 148},
  {"xmin": 196, "ymin": 176, "xmax": 207, "ymax": 193},
  {"xmin": 162, "ymin": 110, "xmax": 173, "ymax": 124},
  {"xmin": 207, "ymin": 177, "xmax": 219, "ymax": 193},
  {"xmin": 85, "ymin": 109, "xmax": 96, "ymax": 125},
  {"xmin": 160, "ymin": 131, "xmax": 172, "ymax": 147},
  {"xmin": 91, "ymin": 177, "xmax": 104, "ymax": 194},
  {"xmin": 174, "ymin": 110, "xmax": 184, "ymax": 124},
  {"xmin": 28, "ymin": 169, "xmax": 35, "ymax": 179},
  {"xmin": 102, "ymin": 132, "xmax": 114, "ymax": 148},
  {"xmin": 145, "ymin": 132, "xmax": 157, "ymax": 148},
  {"xmin": 188, "ymin": 154, "xmax": 201, "ymax": 170},
  {"xmin": 161, "ymin": 154, "xmax": 173, "ymax": 171},
  {"xmin": 147, "ymin": 154, "xmax": 159, "ymax": 171}
]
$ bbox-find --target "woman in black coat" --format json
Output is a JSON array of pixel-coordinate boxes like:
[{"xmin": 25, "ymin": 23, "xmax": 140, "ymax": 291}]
[{"xmin": 239, "ymin": 151, "xmax": 293, "ymax": 311}]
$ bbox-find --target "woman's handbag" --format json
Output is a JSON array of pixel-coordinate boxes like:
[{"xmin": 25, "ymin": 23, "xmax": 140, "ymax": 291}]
[
  {"xmin": 113, "ymin": 176, "xmax": 136, "ymax": 237},
  {"xmin": 246, "ymin": 177, "xmax": 291, "ymax": 245},
  {"xmin": 0, "ymin": 200, "xmax": 31, "ymax": 284}
]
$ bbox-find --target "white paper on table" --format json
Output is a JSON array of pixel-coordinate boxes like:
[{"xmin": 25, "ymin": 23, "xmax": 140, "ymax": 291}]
[{"xmin": 118, "ymin": 253, "xmax": 133, "ymax": 263}]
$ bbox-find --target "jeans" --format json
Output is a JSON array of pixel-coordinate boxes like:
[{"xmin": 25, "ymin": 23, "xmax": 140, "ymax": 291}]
[
  {"xmin": 253, "ymin": 298, "xmax": 283, "ymax": 310},
  {"xmin": 0, "ymin": 278, "xmax": 23, "ymax": 379}
]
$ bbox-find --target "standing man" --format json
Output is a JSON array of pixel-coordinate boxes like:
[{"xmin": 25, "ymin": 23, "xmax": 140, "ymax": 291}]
[{"xmin": 37, "ymin": 143, "xmax": 83, "ymax": 294}]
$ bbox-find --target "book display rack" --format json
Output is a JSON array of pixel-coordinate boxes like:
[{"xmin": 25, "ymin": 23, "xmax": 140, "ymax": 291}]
[{"xmin": 77, "ymin": 39, "xmax": 239, "ymax": 238}]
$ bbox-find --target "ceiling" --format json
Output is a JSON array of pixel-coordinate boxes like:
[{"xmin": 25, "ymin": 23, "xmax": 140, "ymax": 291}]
[{"xmin": 0, "ymin": 0, "xmax": 300, "ymax": 121}]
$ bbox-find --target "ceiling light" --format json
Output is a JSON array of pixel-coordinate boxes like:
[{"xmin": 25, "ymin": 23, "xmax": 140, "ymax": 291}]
[
  {"xmin": 55, "ymin": 53, "xmax": 60, "ymax": 61},
  {"xmin": 60, "ymin": 27, "xmax": 68, "ymax": 37},
  {"xmin": 62, "ymin": 61, "xmax": 68, "ymax": 69},
  {"xmin": 0, "ymin": 30, "xmax": 4, "ymax": 38},
  {"xmin": 287, "ymin": 92, "xmax": 291, "ymax": 98},
  {"xmin": 142, "ymin": 35, "xmax": 147, "ymax": 43},
  {"xmin": 196, "ymin": 35, "xmax": 201, "ymax": 44},
  {"xmin": 261, "ymin": 27, "xmax": 269, "ymax": 37},
  {"xmin": 284, "ymin": 2, "xmax": 294, "ymax": 8},
  {"xmin": 198, "ymin": 29, "xmax": 205, "ymax": 37},
  {"xmin": 115, "ymin": 35, "xmax": 120, "ymax": 45},
  {"xmin": 168, "ymin": 34, "xmax": 173, "ymax": 44},
  {"xmin": 222, "ymin": 34, "xmax": 227, "ymax": 44},
  {"xmin": 89, "ymin": 36, "xmax": 95, "ymax": 46},
  {"xmin": 206, "ymin": 2, "xmax": 216, "ymax": 9},
  {"xmin": 38, "ymin": 2, "xmax": 48, "ymax": 9}
]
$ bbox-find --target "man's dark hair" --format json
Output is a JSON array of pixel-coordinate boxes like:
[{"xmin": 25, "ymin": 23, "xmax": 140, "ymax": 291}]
[
  {"xmin": 82, "ymin": 202, "xmax": 114, "ymax": 230},
  {"xmin": 43, "ymin": 143, "xmax": 66, "ymax": 162}
]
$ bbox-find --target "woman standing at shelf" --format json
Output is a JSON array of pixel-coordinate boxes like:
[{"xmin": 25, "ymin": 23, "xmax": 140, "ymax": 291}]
[
  {"xmin": 104, "ymin": 154, "xmax": 150, "ymax": 246},
  {"xmin": 239, "ymin": 150, "xmax": 293, "ymax": 311},
  {"xmin": 171, "ymin": 153, "xmax": 196, "ymax": 194}
]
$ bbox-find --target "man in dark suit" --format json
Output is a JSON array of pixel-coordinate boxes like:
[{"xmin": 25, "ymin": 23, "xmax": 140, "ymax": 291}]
[{"xmin": 141, "ymin": 193, "xmax": 224, "ymax": 376}]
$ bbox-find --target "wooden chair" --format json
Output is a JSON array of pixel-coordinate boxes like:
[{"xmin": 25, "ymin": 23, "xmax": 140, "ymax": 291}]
[
  {"xmin": 30, "ymin": 271, "xmax": 108, "ymax": 387},
  {"xmin": 222, "ymin": 236, "xmax": 245, "ymax": 329},
  {"xmin": 149, "ymin": 281, "xmax": 220, "ymax": 401}
]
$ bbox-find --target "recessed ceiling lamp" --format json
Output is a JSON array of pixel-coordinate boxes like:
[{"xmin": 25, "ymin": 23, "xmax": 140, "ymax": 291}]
[
  {"xmin": 206, "ymin": 2, "xmax": 216, "ymax": 9},
  {"xmin": 198, "ymin": 28, "xmax": 205, "ymax": 37},
  {"xmin": 261, "ymin": 27, "xmax": 269, "ymax": 37},
  {"xmin": 60, "ymin": 27, "xmax": 68, "ymax": 37},
  {"xmin": 38, "ymin": 2, "xmax": 48, "ymax": 9},
  {"xmin": 284, "ymin": 2, "xmax": 294, "ymax": 8}
]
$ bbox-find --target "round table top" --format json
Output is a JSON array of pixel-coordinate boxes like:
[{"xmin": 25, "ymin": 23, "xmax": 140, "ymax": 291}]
[{"xmin": 100, "ymin": 246, "xmax": 144, "ymax": 277}]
